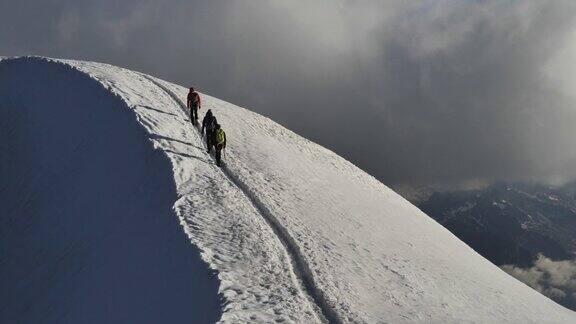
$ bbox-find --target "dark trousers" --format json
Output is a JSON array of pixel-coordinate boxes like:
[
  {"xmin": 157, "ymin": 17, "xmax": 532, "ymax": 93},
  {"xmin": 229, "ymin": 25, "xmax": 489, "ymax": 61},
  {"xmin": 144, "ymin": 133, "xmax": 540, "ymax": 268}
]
[
  {"xmin": 206, "ymin": 130, "xmax": 213, "ymax": 152},
  {"xmin": 190, "ymin": 106, "xmax": 198, "ymax": 121},
  {"xmin": 215, "ymin": 145, "xmax": 223, "ymax": 166}
]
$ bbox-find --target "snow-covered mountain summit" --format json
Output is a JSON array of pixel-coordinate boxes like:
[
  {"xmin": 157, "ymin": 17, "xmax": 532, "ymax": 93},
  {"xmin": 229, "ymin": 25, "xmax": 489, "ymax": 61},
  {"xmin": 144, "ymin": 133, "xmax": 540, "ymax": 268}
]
[{"xmin": 1, "ymin": 57, "xmax": 574, "ymax": 323}]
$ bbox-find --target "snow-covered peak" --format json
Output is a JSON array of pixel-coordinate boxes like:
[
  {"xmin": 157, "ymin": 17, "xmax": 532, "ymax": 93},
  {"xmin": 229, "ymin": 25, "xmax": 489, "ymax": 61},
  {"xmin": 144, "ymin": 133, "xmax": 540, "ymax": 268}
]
[{"xmin": 1, "ymin": 57, "xmax": 574, "ymax": 323}]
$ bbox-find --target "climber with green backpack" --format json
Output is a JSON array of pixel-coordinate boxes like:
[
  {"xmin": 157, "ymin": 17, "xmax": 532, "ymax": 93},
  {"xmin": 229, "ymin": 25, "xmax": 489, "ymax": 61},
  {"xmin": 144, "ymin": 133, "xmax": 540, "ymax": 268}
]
[{"xmin": 213, "ymin": 123, "xmax": 226, "ymax": 167}]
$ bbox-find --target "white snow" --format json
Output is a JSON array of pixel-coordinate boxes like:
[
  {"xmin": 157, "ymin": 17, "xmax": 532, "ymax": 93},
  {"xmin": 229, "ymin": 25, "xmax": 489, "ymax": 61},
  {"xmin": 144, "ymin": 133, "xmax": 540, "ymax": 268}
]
[
  {"xmin": 2, "ymin": 56, "xmax": 576, "ymax": 323},
  {"xmin": 0, "ymin": 57, "xmax": 221, "ymax": 323},
  {"xmin": 60, "ymin": 58, "xmax": 322, "ymax": 323}
]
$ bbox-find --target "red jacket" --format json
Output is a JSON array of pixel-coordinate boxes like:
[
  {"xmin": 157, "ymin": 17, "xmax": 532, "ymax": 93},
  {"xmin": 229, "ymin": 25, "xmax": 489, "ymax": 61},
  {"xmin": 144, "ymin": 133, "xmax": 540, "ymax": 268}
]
[{"xmin": 187, "ymin": 91, "xmax": 201, "ymax": 109}]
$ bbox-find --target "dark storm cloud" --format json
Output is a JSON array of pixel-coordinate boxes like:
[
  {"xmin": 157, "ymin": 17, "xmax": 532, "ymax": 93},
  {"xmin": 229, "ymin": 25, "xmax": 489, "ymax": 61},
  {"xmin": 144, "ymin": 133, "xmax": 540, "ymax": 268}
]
[{"xmin": 2, "ymin": 0, "xmax": 576, "ymax": 190}]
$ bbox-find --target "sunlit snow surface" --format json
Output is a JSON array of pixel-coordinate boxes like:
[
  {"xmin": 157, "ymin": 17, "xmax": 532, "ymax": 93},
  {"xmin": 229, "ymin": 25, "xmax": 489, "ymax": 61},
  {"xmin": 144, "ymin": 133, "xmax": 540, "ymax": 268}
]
[{"xmin": 2, "ymin": 57, "xmax": 576, "ymax": 323}]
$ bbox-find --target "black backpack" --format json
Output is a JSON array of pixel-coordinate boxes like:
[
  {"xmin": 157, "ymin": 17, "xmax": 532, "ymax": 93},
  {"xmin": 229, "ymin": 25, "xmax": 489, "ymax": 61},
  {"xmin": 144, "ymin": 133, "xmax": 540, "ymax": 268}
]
[{"xmin": 205, "ymin": 115, "xmax": 217, "ymax": 132}]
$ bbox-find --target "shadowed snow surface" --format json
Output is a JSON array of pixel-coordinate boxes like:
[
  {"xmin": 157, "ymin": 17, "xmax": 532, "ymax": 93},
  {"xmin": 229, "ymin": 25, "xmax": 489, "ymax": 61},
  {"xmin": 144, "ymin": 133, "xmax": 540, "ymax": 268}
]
[
  {"xmin": 2, "ymin": 57, "xmax": 576, "ymax": 323},
  {"xmin": 0, "ymin": 58, "xmax": 221, "ymax": 323}
]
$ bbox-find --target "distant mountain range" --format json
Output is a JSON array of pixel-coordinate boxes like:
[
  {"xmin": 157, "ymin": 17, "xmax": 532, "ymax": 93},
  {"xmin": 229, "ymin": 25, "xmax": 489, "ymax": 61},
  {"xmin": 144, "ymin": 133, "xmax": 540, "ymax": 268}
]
[{"xmin": 418, "ymin": 181, "xmax": 576, "ymax": 310}]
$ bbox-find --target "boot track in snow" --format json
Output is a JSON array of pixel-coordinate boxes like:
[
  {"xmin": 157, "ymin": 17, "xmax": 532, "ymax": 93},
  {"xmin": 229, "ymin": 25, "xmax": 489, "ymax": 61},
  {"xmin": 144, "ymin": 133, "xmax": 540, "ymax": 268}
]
[{"xmin": 141, "ymin": 74, "xmax": 341, "ymax": 324}]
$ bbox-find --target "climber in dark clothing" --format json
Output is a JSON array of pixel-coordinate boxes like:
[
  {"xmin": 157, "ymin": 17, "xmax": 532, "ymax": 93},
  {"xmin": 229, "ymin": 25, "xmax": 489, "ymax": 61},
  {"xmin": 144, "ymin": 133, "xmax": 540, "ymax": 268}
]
[
  {"xmin": 187, "ymin": 87, "xmax": 201, "ymax": 123},
  {"xmin": 213, "ymin": 123, "xmax": 226, "ymax": 167},
  {"xmin": 201, "ymin": 109, "xmax": 217, "ymax": 153}
]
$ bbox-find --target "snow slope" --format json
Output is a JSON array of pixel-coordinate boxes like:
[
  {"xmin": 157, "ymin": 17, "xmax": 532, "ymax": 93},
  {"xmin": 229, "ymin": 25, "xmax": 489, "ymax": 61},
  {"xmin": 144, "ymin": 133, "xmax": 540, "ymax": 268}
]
[
  {"xmin": 0, "ymin": 58, "xmax": 221, "ymax": 323},
  {"xmin": 2, "ymin": 56, "xmax": 576, "ymax": 323}
]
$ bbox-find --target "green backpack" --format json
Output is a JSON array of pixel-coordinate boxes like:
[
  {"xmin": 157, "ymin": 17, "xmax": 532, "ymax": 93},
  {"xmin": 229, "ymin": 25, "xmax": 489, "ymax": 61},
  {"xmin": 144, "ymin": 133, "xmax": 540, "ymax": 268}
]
[{"xmin": 215, "ymin": 129, "xmax": 226, "ymax": 146}]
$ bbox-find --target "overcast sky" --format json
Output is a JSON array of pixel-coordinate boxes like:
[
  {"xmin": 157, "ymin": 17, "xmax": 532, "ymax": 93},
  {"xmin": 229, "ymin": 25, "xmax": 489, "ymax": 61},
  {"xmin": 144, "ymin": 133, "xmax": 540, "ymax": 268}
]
[{"xmin": 3, "ymin": 0, "xmax": 576, "ymax": 192}]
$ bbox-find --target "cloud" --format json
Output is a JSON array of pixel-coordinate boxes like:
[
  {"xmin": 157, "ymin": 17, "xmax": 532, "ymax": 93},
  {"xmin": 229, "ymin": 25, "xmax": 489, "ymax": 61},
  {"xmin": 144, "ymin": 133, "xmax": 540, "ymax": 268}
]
[
  {"xmin": 3, "ymin": 1, "xmax": 576, "ymax": 190},
  {"xmin": 55, "ymin": 11, "xmax": 81, "ymax": 44},
  {"xmin": 502, "ymin": 254, "xmax": 576, "ymax": 309}
]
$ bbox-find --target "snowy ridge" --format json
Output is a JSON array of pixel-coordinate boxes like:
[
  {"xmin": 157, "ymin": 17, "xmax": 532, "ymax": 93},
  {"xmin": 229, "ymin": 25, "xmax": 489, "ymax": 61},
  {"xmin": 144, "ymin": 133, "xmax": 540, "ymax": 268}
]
[
  {"xmin": 142, "ymin": 75, "xmax": 339, "ymax": 323},
  {"xmin": 169, "ymin": 78, "xmax": 575, "ymax": 322},
  {"xmin": 58, "ymin": 59, "xmax": 322, "ymax": 323},
  {"xmin": 0, "ymin": 57, "xmax": 221, "ymax": 323},
  {"xmin": 2, "ymin": 56, "xmax": 576, "ymax": 323}
]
